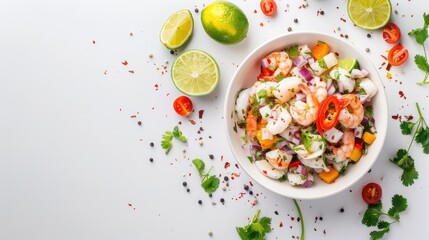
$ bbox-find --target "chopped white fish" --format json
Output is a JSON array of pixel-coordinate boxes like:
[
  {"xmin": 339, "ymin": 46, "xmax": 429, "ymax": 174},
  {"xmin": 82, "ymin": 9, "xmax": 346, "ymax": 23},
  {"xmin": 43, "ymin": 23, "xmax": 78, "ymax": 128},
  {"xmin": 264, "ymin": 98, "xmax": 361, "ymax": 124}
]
[
  {"xmin": 266, "ymin": 149, "xmax": 293, "ymax": 170},
  {"xmin": 255, "ymin": 160, "xmax": 285, "ymax": 179},
  {"xmin": 259, "ymin": 105, "xmax": 272, "ymax": 119},
  {"xmin": 289, "ymin": 133, "xmax": 326, "ymax": 159},
  {"xmin": 310, "ymin": 53, "xmax": 338, "ymax": 76},
  {"xmin": 358, "ymin": 78, "xmax": 377, "ymax": 98},
  {"xmin": 323, "ymin": 127, "xmax": 344, "ymax": 144},
  {"xmin": 299, "ymin": 45, "xmax": 312, "ymax": 59},
  {"xmin": 287, "ymin": 173, "xmax": 307, "ymax": 186},
  {"xmin": 332, "ymin": 160, "xmax": 349, "ymax": 172},
  {"xmin": 299, "ymin": 156, "xmax": 330, "ymax": 172},
  {"xmin": 261, "ymin": 128, "xmax": 273, "ymax": 140},
  {"xmin": 235, "ymin": 88, "xmax": 252, "ymax": 120},
  {"xmin": 330, "ymin": 67, "xmax": 355, "ymax": 93}
]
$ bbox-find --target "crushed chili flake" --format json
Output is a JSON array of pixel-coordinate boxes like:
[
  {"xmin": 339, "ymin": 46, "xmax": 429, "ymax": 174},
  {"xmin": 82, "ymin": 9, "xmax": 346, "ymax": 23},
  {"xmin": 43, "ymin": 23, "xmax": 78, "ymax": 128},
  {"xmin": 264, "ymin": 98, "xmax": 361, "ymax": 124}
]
[
  {"xmin": 263, "ymin": 170, "xmax": 267, "ymax": 174},
  {"xmin": 279, "ymin": 222, "xmax": 284, "ymax": 227},
  {"xmin": 121, "ymin": 60, "xmax": 128, "ymax": 65},
  {"xmin": 391, "ymin": 114, "xmax": 402, "ymax": 122},
  {"xmin": 399, "ymin": 90, "xmax": 406, "ymax": 99},
  {"xmin": 198, "ymin": 110, "xmax": 204, "ymax": 119},
  {"xmin": 128, "ymin": 70, "xmax": 135, "ymax": 74},
  {"xmin": 221, "ymin": 155, "xmax": 224, "ymax": 161},
  {"xmin": 253, "ymin": 9, "xmax": 257, "ymax": 13},
  {"xmin": 235, "ymin": 163, "xmax": 239, "ymax": 169},
  {"xmin": 130, "ymin": 115, "xmax": 137, "ymax": 118},
  {"xmin": 189, "ymin": 119, "xmax": 196, "ymax": 125},
  {"xmin": 340, "ymin": 18, "xmax": 346, "ymax": 22},
  {"xmin": 386, "ymin": 63, "xmax": 392, "ymax": 71},
  {"xmin": 224, "ymin": 162, "xmax": 230, "ymax": 169},
  {"xmin": 249, "ymin": 181, "xmax": 253, "ymax": 187},
  {"xmin": 92, "ymin": 40, "xmax": 96, "ymax": 44},
  {"xmin": 154, "ymin": 84, "xmax": 159, "ymax": 90},
  {"xmin": 381, "ymin": 55, "xmax": 387, "ymax": 60},
  {"xmin": 405, "ymin": 115, "xmax": 414, "ymax": 121}
]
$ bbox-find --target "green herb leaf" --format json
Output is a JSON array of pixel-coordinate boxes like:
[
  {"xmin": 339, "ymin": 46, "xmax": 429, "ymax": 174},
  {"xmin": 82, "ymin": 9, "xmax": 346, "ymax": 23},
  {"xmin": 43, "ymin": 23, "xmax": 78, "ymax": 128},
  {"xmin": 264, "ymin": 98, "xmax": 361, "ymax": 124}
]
[
  {"xmin": 409, "ymin": 27, "xmax": 428, "ymax": 45},
  {"xmin": 415, "ymin": 126, "xmax": 429, "ymax": 153},
  {"xmin": 362, "ymin": 202, "xmax": 383, "ymax": 227},
  {"xmin": 172, "ymin": 126, "xmax": 187, "ymax": 142},
  {"xmin": 390, "ymin": 149, "xmax": 419, "ymax": 186},
  {"xmin": 415, "ymin": 54, "xmax": 429, "ymax": 73},
  {"xmin": 284, "ymin": 45, "xmax": 300, "ymax": 58},
  {"xmin": 192, "ymin": 158, "xmax": 205, "ymax": 175},
  {"xmin": 400, "ymin": 121, "xmax": 415, "ymax": 135},
  {"xmin": 388, "ymin": 194, "xmax": 408, "ymax": 220},
  {"xmin": 401, "ymin": 167, "xmax": 419, "ymax": 187},
  {"xmin": 377, "ymin": 221, "xmax": 390, "ymax": 230},
  {"xmin": 318, "ymin": 58, "xmax": 328, "ymax": 69},
  {"xmin": 201, "ymin": 175, "xmax": 220, "ymax": 193},
  {"xmin": 161, "ymin": 131, "xmax": 173, "ymax": 154},
  {"xmin": 301, "ymin": 132, "xmax": 312, "ymax": 152},
  {"xmin": 370, "ymin": 227, "xmax": 390, "ymax": 240},
  {"xmin": 236, "ymin": 210, "xmax": 271, "ymax": 240}
]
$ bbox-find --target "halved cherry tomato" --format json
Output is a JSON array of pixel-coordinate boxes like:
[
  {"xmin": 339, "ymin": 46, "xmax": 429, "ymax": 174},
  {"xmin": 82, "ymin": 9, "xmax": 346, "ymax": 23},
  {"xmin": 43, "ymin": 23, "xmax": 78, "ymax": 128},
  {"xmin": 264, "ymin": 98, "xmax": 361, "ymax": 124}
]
[
  {"xmin": 387, "ymin": 44, "xmax": 409, "ymax": 66},
  {"xmin": 383, "ymin": 23, "xmax": 401, "ymax": 44},
  {"xmin": 362, "ymin": 182, "xmax": 382, "ymax": 205},
  {"xmin": 260, "ymin": 0, "xmax": 277, "ymax": 16},
  {"xmin": 316, "ymin": 96, "xmax": 340, "ymax": 135},
  {"xmin": 173, "ymin": 96, "xmax": 193, "ymax": 116}
]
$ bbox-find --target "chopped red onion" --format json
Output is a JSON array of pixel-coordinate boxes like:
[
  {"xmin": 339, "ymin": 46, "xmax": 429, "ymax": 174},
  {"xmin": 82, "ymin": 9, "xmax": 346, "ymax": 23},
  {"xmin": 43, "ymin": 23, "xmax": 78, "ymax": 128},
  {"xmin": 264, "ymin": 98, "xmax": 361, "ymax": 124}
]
[
  {"xmin": 293, "ymin": 131, "xmax": 302, "ymax": 140},
  {"xmin": 252, "ymin": 144, "xmax": 262, "ymax": 151},
  {"xmin": 276, "ymin": 140, "xmax": 288, "ymax": 149},
  {"xmin": 359, "ymin": 94, "xmax": 370, "ymax": 104},
  {"xmin": 354, "ymin": 126, "xmax": 364, "ymax": 138},
  {"xmin": 297, "ymin": 165, "xmax": 308, "ymax": 176},
  {"xmin": 291, "ymin": 137, "xmax": 301, "ymax": 145},
  {"xmin": 337, "ymin": 81, "xmax": 345, "ymax": 92},
  {"xmin": 361, "ymin": 116, "xmax": 369, "ymax": 126},
  {"xmin": 326, "ymin": 78, "xmax": 333, "ymax": 89},
  {"xmin": 292, "ymin": 56, "xmax": 308, "ymax": 69},
  {"xmin": 327, "ymin": 85, "xmax": 336, "ymax": 96},
  {"xmin": 370, "ymin": 117, "xmax": 375, "ymax": 124},
  {"xmin": 303, "ymin": 178, "xmax": 313, "ymax": 188},
  {"xmin": 351, "ymin": 69, "xmax": 364, "ymax": 78},
  {"xmin": 308, "ymin": 57, "xmax": 315, "ymax": 65},
  {"xmin": 299, "ymin": 67, "xmax": 314, "ymax": 81},
  {"xmin": 261, "ymin": 58, "xmax": 269, "ymax": 68}
]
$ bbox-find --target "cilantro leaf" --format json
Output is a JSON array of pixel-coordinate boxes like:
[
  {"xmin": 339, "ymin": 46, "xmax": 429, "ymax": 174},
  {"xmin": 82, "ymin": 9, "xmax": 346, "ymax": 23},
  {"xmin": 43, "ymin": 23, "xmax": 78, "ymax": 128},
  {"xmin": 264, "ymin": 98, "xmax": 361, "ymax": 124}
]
[
  {"xmin": 424, "ymin": 12, "xmax": 429, "ymax": 27},
  {"xmin": 201, "ymin": 175, "xmax": 220, "ymax": 193},
  {"xmin": 415, "ymin": 54, "xmax": 429, "ymax": 73},
  {"xmin": 401, "ymin": 167, "xmax": 419, "ymax": 187},
  {"xmin": 399, "ymin": 120, "xmax": 415, "ymax": 135},
  {"xmin": 236, "ymin": 210, "xmax": 271, "ymax": 240},
  {"xmin": 377, "ymin": 221, "xmax": 390, "ymax": 230},
  {"xmin": 415, "ymin": 126, "xmax": 429, "ymax": 153},
  {"xmin": 172, "ymin": 126, "xmax": 187, "ymax": 142},
  {"xmin": 370, "ymin": 227, "xmax": 390, "ymax": 240},
  {"xmin": 301, "ymin": 132, "xmax": 312, "ymax": 152},
  {"xmin": 362, "ymin": 202, "xmax": 383, "ymax": 227},
  {"xmin": 284, "ymin": 45, "xmax": 300, "ymax": 58},
  {"xmin": 388, "ymin": 194, "xmax": 408, "ymax": 220},
  {"xmin": 161, "ymin": 131, "xmax": 173, "ymax": 154},
  {"xmin": 192, "ymin": 159, "xmax": 205, "ymax": 175},
  {"xmin": 409, "ymin": 28, "xmax": 428, "ymax": 45},
  {"xmin": 318, "ymin": 58, "xmax": 328, "ymax": 69}
]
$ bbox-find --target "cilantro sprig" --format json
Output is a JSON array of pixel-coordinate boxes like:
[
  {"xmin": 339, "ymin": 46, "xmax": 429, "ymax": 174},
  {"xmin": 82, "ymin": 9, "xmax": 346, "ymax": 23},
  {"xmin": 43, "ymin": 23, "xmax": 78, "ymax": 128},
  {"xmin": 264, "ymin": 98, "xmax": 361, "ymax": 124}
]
[
  {"xmin": 191, "ymin": 159, "xmax": 220, "ymax": 193},
  {"xmin": 408, "ymin": 13, "xmax": 429, "ymax": 85},
  {"xmin": 161, "ymin": 126, "xmax": 187, "ymax": 154},
  {"xmin": 236, "ymin": 209, "xmax": 272, "ymax": 240},
  {"xmin": 391, "ymin": 102, "xmax": 428, "ymax": 186},
  {"xmin": 362, "ymin": 195, "xmax": 408, "ymax": 240}
]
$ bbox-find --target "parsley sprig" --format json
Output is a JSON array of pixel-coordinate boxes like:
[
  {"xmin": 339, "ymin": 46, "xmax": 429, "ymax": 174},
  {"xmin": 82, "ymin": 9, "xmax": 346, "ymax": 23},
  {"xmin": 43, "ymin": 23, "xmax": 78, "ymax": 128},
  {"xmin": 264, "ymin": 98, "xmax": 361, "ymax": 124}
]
[
  {"xmin": 408, "ymin": 13, "xmax": 429, "ymax": 85},
  {"xmin": 362, "ymin": 195, "xmax": 408, "ymax": 240},
  {"xmin": 161, "ymin": 126, "xmax": 187, "ymax": 154},
  {"xmin": 391, "ymin": 102, "xmax": 428, "ymax": 186},
  {"xmin": 236, "ymin": 209, "xmax": 272, "ymax": 240},
  {"xmin": 191, "ymin": 159, "xmax": 220, "ymax": 193}
]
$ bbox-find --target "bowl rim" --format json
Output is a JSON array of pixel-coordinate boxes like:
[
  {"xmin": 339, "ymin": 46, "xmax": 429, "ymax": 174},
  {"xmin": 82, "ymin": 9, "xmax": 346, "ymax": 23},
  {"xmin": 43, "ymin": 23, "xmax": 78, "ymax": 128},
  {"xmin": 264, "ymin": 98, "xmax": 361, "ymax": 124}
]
[{"xmin": 223, "ymin": 31, "xmax": 388, "ymax": 200}]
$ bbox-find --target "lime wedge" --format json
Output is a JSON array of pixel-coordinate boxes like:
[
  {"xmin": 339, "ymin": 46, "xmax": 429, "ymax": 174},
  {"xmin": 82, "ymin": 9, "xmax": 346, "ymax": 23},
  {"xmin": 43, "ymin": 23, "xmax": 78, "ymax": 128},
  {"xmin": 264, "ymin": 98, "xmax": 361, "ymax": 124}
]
[
  {"xmin": 160, "ymin": 10, "xmax": 193, "ymax": 50},
  {"xmin": 338, "ymin": 58, "xmax": 360, "ymax": 72},
  {"xmin": 347, "ymin": 0, "xmax": 391, "ymax": 30},
  {"xmin": 171, "ymin": 50, "xmax": 220, "ymax": 96}
]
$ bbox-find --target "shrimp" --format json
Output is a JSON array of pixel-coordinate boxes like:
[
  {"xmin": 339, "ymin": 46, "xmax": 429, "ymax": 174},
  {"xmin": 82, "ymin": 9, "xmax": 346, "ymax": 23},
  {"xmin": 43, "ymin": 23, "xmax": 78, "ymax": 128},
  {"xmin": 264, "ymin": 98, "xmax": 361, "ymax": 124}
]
[
  {"xmin": 333, "ymin": 129, "xmax": 355, "ymax": 162},
  {"xmin": 261, "ymin": 51, "xmax": 293, "ymax": 80},
  {"xmin": 235, "ymin": 88, "xmax": 252, "ymax": 120},
  {"xmin": 314, "ymin": 77, "xmax": 327, "ymax": 103},
  {"xmin": 266, "ymin": 104, "xmax": 292, "ymax": 135},
  {"xmin": 265, "ymin": 149, "xmax": 292, "ymax": 170},
  {"xmin": 338, "ymin": 94, "xmax": 364, "ymax": 129},
  {"xmin": 272, "ymin": 76, "xmax": 302, "ymax": 103},
  {"xmin": 290, "ymin": 83, "xmax": 320, "ymax": 126}
]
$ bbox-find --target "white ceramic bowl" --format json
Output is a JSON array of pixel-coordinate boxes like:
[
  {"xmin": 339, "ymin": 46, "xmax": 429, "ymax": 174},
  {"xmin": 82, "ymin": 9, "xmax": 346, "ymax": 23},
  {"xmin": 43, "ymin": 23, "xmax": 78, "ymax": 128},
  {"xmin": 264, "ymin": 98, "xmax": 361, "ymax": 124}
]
[{"xmin": 224, "ymin": 32, "xmax": 388, "ymax": 199}]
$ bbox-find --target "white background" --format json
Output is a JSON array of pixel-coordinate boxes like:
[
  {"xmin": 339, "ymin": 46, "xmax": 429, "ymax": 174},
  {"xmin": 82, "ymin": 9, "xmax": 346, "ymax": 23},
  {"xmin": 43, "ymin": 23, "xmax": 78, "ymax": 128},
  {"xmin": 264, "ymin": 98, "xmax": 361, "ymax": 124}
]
[{"xmin": 1, "ymin": 0, "xmax": 428, "ymax": 239}]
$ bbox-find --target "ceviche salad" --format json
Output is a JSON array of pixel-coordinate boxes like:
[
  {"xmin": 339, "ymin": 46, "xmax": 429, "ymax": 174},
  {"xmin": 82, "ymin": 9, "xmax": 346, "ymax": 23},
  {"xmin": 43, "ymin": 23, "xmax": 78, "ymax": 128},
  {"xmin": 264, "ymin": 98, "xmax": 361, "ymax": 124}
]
[{"xmin": 234, "ymin": 41, "xmax": 378, "ymax": 187}]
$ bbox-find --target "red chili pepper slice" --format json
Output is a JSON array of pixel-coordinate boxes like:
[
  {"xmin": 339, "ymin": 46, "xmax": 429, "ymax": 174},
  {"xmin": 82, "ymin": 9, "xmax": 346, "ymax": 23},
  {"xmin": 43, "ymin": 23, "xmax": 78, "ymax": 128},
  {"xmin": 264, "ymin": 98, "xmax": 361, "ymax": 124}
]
[{"xmin": 316, "ymin": 96, "xmax": 340, "ymax": 135}]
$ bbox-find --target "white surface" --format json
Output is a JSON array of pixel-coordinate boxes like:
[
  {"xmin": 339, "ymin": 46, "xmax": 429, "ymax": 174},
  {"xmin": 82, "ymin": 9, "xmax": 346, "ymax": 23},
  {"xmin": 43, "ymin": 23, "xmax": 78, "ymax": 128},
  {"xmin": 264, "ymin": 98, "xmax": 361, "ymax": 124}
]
[
  {"xmin": 224, "ymin": 32, "xmax": 388, "ymax": 200},
  {"xmin": 1, "ymin": 0, "xmax": 428, "ymax": 239}
]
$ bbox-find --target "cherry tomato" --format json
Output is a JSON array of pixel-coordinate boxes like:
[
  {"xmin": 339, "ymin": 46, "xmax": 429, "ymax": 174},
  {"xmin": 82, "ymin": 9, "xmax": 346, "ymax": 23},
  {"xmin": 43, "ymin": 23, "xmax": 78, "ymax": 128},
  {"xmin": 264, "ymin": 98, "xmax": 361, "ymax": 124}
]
[
  {"xmin": 173, "ymin": 96, "xmax": 193, "ymax": 116},
  {"xmin": 387, "ymin": 44, "xmax": 409, "ymax": 66},
  {"xmin": 383, "ymin": 23, "xmax": 401, "ymax": 44},
  {"xmin": 260, "ymin": 0, "xmax": 277, "ymax": 16},
  {"xmin": 316, "ymin": 96, "xmax": 340, "ymax": 135},
  {"xmin": 362, "ymin": 182, "xmax": 382, "ymax": 205},
  {"xmin": 288, "ymin": 160, "xmax": 302, "ymax": 169}
]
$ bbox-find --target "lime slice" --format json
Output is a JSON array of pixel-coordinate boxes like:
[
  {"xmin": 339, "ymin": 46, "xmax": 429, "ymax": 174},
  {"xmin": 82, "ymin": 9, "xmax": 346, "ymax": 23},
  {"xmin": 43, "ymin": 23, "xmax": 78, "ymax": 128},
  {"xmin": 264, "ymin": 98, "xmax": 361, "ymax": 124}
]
[
  {"xmin": 338, "ymin": 58, "xmax": 360, "ymax": 72},
  {"xmin": 347, "ymin": 0, "xmax": 391, "ymax": 30},
  {"xmin": 160, "ymin": 10, "xmax": 194, "ymax": 50},
  {"xmin": 171, "ymin": 50, "xmax": 220, "ymax": 96}
]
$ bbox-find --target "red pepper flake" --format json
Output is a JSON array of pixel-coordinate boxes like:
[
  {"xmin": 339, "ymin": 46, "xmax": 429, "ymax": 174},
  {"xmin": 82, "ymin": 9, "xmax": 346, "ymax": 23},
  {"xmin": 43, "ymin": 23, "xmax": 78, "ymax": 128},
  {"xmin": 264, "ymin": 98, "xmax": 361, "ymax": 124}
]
[
  {"xmin": 253, "ymin": 9, "xmax": 257, "ymax": 13},
  {"xmin": 154, "ymin": 84, "xmax": 159, "ymax": 91},
  {"xmin": 381, "ymin": 55, "xmax": 387, "ymax": 60},
  {"xmin": 128, "ymin": 203, "xmax": 132, "ymax": 207},
  {"xmin": 232, "ymin": 173, "xmax": 240, "ymax": 178},
  {"xmin": 405, "ymin": 115, "xmax": 414, "ymax": 121},
  {"xmin": 340, "ymin": 33, "xmax": 344, "ymax": 38},
  {"xmin": 128, "ymin": 70, "xmax": 135, "ymax": 74},
  {"xmin": 279, "ymin": 222, "xmax": 284, "ymax": 227},
  {"xmin": 189, "ymin": 119, "xmax": 196, "ymax": 125},
  {"xmin": 224, "ymin": 162, "xmax": 231, "ymax": 169},
  {"xmin": 340, "ymin": 18, "xmax": 346, "ymax": 22},
  {"xmin": 121, "ymin": 60, "xmax": 128, "ymax": 65},
  {"xmin": 291, "ymin": 217, "xmax": 295, "ymax": 221},
  {"xmin": 249, "ymin": 181, "xmax": 254, "ymax": 187},
  {"xmin": 391, "ymin": 114, "xmax": 402, "ymax": 122},
  {"xmin": 130, "ymin": 115, "xmax": 137, "ymax": 118},
  {"xmin": 399, "ymin": 90, "xmax": 406, "ymax": 99},
  {"xmin": 260, "ymin": 22, "xmax": 264, "ymax": 27},
  {"xmin": 92, "ymin": 40, "xmax": 96, "ymax": 44},
  {"xmin": 386, "ymin": 63, "xmax": 392, "ymax": 71},
  {"xmin": 334, "ymin": 52, "xmax": 340, "ymax": 57},
  {"xmin": 221, "ymin": 155, "xmax": 224, "ymax": 161},
  {"xmin": 198, "ymin": 110, "xmax": 204, "ymax": 119},
  {"xmin": 235, "ymin": 163, "xmax": 239, "ymax": 169},
  {"xmin": 263, "ymin": 170, "xmax": 267, "ymax": 175}
]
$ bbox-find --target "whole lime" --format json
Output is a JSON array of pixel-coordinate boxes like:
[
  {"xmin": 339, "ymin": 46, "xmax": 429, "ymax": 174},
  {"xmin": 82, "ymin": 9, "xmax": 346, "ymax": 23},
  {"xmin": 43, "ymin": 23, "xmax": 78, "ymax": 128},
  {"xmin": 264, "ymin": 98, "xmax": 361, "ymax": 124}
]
[{"xmin": 201, "ymin": 1, "xmax": 249, "ymax": 44}]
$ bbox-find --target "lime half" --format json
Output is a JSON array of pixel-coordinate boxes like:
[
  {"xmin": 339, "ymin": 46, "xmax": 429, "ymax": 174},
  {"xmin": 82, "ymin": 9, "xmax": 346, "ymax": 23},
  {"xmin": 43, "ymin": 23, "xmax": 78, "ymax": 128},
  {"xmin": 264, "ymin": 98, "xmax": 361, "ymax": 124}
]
[
  {"xmin": 160, "ymin": 10, "xmax": 194, "ymax": 50},
  {"xmin": 338, "ymin": 58, "xmax": 360, "ymax": 72},
  {"xmin": 347, "ymin": 0, "xmax": 391, "ymax": 30},
  {"xmin": 171, "ymin": 50, "xmax": 220, "ymax": 96}
]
